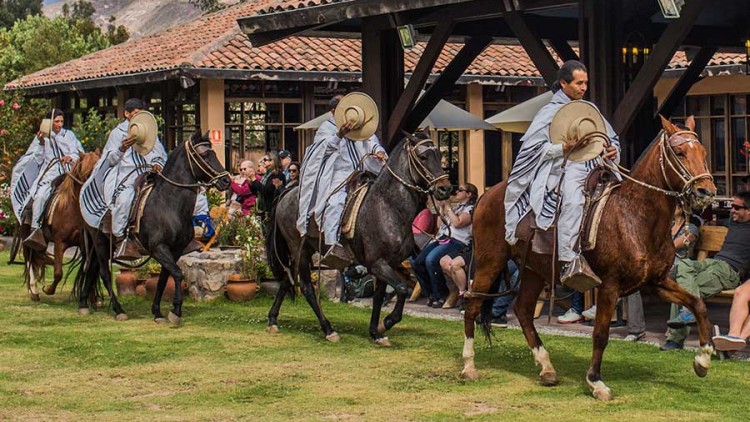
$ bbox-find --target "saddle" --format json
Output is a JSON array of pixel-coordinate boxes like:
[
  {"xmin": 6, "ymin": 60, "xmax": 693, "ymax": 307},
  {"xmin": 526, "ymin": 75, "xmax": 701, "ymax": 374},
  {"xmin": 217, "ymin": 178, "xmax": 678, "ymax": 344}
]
[
  {"xmin": 339, "ymin": 170, "xmax": 376, "ymax": 240},
  {"xmin": 580, "ymin": 166, "xmax": 620, "ymax": 251},
  {"xmin": 127, "ymin": 172, "xmax": 156, "ymax": 236}
]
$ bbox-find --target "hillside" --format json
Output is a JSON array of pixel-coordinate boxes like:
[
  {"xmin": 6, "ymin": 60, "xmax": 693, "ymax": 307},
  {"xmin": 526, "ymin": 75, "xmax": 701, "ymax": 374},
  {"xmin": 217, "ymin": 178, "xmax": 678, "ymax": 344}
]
[{"xmin": 42, "ymin": 0, "xmax": 234, "ymax": 39}]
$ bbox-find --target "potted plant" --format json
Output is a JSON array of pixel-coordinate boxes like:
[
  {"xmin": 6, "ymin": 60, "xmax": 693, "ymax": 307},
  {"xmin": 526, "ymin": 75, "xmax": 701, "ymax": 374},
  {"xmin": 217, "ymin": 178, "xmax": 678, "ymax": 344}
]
[
  {"xmin": 115, "ymin": 267, "xmax": 137, "ymax": 296},
  {"xmin": 225, "ymin": 215, "xmax": 265, "ymax": 302},
  {"xmin": 217, "ymin": 215, "xmax": 243, "ymax": 249}
]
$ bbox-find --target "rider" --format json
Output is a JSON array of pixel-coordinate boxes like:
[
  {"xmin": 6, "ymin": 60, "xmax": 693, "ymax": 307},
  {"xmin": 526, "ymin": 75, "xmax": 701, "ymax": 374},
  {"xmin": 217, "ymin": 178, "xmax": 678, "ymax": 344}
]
[
  {"xmin": 17, "ymin": 109, "xmax": 83, "ymax": 251},
  {"xmin": 297, "ymin": 94, "xmax": 386, "ymax": 267},
  {"xmin": 504, "ymin": 60, "xmax": 621, "ymax": 302},
  {"xmin": 80, "ymin": 98, "xmax": 167, "ymax": 260}
]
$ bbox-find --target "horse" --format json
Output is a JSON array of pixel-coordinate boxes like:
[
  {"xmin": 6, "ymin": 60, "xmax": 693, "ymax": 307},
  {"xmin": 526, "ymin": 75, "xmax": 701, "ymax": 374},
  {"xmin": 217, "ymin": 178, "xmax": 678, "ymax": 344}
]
[
  {"xmin": 266, "ymin": 133, "xmax": 452, "ymax": 344},
  {"xmin": 21, "ymin": 150, "xmax": 101, "ymax": 301},
  {"xmin": 460, "ymin": 116, "xmax": 717, "ymax": 400},
  {"xmin": 74, "ymin": 132, "xmax": 231, "ymax": 323}
]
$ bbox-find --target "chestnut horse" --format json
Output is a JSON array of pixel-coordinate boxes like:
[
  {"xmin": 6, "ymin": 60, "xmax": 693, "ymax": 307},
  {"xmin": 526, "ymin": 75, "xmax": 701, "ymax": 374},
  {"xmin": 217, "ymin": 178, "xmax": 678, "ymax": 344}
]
[
  {"xmin": 22, "ymin": 150, "xmax": 101, "ymax": 301},
  {"xmin": 461, "ymin": 116, "xmax": 716, "ymax": 400}
]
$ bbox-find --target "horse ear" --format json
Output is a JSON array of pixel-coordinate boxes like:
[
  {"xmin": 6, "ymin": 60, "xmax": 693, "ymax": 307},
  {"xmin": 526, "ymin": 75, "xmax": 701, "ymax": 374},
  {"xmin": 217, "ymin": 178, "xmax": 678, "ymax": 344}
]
[
  {"xmin": 659, "ymin": 115, "xmax": 678, "ymax": 135},
  {"xmin": 401, "ymin": 130, "xmax": 416, "ymax": 144},
  {"xmin": 422, "ymin": 127, "xmax": 431, "ymax": 138},
  {"xmin": 94, "ymin": 147, "xmax": 101, "ymax": 156},
  {"xmin": 685, "ymin": 115, "xmax": 696, "ymax": 132}
]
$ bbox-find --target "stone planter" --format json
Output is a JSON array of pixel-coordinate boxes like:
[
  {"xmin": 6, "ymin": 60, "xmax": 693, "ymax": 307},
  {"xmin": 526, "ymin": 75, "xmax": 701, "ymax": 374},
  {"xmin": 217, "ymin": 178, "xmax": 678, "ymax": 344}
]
[
  {"xmin": 115, "ymin": 269, "xmax": 136, "ymax": 296},
  {"xmin": 225, "ymin": 274, "xmax": 259, "ymax": 302},
  {"xmin": 177, "ymin": 249, "xmax": 243, "ymax": 301}
]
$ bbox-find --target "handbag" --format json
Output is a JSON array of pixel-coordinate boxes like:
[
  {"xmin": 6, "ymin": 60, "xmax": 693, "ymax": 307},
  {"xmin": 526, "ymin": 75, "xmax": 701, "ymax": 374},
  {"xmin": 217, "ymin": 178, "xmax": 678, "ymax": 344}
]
[{"xmin": 560, "ymin": 254, "xmax": 602, "ymax": 292}]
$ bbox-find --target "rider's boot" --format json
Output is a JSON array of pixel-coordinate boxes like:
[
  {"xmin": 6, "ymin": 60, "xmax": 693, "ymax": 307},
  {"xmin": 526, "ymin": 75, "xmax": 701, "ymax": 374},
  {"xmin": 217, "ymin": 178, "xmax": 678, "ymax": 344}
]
[
  {"xmin": 23, "ymin": 228, "xmax": 48, "ymax": 251},
  {"xmin": 320, "ymin": 243, "xmax": 353, "ymax": 268},
  {"xmin": 182, "ymin": 239, "xmax": 204, "ymax": 255},
  {"xmin": 114, "ymin": 234, "xmax": 143, "ymax": 261}
]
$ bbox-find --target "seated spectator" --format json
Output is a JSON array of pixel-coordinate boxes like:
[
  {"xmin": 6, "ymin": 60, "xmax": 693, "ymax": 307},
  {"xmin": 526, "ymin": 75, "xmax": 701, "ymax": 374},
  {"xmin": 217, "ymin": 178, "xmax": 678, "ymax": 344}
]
[
  {"xmin": 412, "ymin": 202, "xmax": 437, "ymax": 252},
  {"xmin": 410, "ymin": 183, "xmax": 477, "ymax": 308},
  {"xmin": 229, "ymin": 160, "xmax": 263, "ymax": 216},
  {"xmin": 558, "ymin": 291, "xmax": 585, "ymax": 324},
  {"xmin": 490, "ymin": 260, "xmax": 520, "ymax": 326},
  {"xmin": 712, "ymin": 279, "xmax": 750, "ymax": 351},
  {"xmin": 661, "ymin": 192, "xmax": 750, "ymax": 351}
]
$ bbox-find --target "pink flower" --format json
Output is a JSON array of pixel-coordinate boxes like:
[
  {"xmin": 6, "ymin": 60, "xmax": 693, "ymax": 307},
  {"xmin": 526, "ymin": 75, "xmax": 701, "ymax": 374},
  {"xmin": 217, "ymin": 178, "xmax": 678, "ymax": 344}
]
[
  {"xmin": 12, "ymin": 102, "xmax": 20, "ymax": 110},
  {"xmin": 0, "ymin": 129, "xmax": 7, "ymax": 136},
  {"xmin": 0, "ymin": 99, "xmax": 4, "ymax": 106}
]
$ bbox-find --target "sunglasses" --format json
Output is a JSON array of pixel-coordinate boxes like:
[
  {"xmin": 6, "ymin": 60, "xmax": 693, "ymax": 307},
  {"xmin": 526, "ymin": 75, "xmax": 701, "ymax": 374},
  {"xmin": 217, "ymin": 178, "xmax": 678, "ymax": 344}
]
[
  {"xmin": 457, "ymin": 188, "xmax": 467, "ymax": 192},
  {"xmin": 731, "ymin": 204, "xmax": 748, "ymax": 211},
  {"xmin": 290, "ymin": 169, "xmax": 299, "ymax": 173}
]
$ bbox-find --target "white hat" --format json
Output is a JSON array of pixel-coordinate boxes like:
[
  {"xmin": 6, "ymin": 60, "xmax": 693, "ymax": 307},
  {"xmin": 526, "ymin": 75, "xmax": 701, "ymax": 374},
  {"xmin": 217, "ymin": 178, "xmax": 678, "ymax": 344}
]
[
  {"xmin": 334, "ymin": 92, "xmax": 379, "ymax": 141},
  {"xmin": 549, "ymin": 101, "xmax": 607, "ymax": 162},
  {"xmin": 128, "ymin": 110, "xmax": 158, "ymax": 156}
]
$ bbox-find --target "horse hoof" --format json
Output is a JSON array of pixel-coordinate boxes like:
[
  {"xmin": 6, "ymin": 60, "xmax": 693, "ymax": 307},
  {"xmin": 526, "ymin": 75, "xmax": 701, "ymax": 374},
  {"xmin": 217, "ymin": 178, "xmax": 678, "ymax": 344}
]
[
  {"xmin": 168, "ymin": 312, "xmax": 181, "ymax": 326},
  {"xmin": 588, "ymin": 380, "xmax": 612, "ymax": 401},
  {"xmin": 377, "ymin": 320, "xmax": 387, "ymax": 336},
  {"xmin": 693, "ymin": 359, "xmax": 709, "ymax": 378},
  {"xmin": 539, "ymin": 371, "xmax": 559, "ymax": 386},
  {"xmin": 154, "ymin": 317, "xmax": 166, "ymax": 325},
  {"xmin": 460, "ymin": 367, "xmax": 479, "ymax": 381},
  {"xmin": 115, "ymin": 313, "xmax": 128, "ymax": 321},
  {"xmin": 42, "ymin": 286, "xmax": 55, "ymax": 295},
  {"xmin": 78, "ymin": 308, "xmax": 90, "ymax": 316},
  {"xmin": 325, "ymin": 332, "xmax": 340, "ymax": 342},
  {"xmin": 93, "ymin": 301, "xmax": 104, "ymax": 310},
  {"xmin": 374, "ymin": 337, "xmax": 392, "ymax": 347},
  {"xmin": 266, "ymin": 325, "xmax": 280, "ymax": 334},
  {"xmin": 30, "ymin": 293, "xmax": 40, "ymax": 302}
]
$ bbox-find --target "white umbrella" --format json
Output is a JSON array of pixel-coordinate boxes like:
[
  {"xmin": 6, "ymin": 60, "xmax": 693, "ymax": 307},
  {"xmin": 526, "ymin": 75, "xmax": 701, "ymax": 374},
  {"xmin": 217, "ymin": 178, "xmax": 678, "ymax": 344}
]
[
  {"xmin": 295, "ymin": 101, "xmax": 496, "ymax": 132},
  {"xmin": 485, "ymin": 91, "xmax": 553, "ymax": 134}
]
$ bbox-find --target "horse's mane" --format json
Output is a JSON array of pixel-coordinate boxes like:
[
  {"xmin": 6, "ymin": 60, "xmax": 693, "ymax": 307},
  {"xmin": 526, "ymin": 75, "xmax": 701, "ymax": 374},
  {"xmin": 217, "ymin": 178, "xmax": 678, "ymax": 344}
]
[
  {"xmin": 55, "ymin": 152, "xmax": 97, "ymax": 212},
  {"xmin": 631, "ymin": 122, "xmax": 690, "ymax": 170}
]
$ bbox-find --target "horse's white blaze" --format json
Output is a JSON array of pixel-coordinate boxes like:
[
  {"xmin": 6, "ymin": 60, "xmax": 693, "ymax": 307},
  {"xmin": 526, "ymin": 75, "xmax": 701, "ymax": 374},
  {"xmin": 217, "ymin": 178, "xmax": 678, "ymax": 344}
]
[
  {"xmin": 462, "ymin": 336, "xmax": 475, "ymax": 371},
  {"xmin": 27, "ymin": 262, "xmax": 39, "ymax": 295}
]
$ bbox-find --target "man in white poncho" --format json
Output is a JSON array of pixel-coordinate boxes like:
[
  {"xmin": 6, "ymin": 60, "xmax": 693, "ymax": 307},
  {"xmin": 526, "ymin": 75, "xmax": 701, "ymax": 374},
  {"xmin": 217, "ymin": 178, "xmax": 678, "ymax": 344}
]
[
  {"xmin": 504, "ymin": 60, "xmax": 621, "ymax": 272},
  {"xmin": 297, "ymin": 94, "xmax": 386, "ymax": 266}
]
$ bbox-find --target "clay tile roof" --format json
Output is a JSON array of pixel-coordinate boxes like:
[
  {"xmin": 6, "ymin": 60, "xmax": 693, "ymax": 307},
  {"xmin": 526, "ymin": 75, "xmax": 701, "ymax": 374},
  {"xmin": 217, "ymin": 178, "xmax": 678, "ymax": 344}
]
[
  {"xmin": 668, "ymin": 51, "xmax": 746, "ymax": 69},
  {"xmin": 256, "ymin": 0, "xmax": 348, "ymax": 15}
]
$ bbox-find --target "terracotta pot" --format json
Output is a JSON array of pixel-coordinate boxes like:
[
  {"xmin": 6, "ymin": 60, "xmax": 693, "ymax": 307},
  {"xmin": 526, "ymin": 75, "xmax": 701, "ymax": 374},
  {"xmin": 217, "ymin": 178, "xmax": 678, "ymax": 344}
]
[
  {"xmin": 260, "ymin": 280, "xmax": 281, "ymax": 296},
  {"xmin": 145, "ymin": 274, "xmax": 187, "ymax": 302},
  {"xmin": 135, "ymin": 279, "xmax": 147, "ymax": 297},
  {"xmin": 225, "ymin": 274, "xmax": 259, "ymax": 302},
  {"xmin": 115, "ymin": 269, "xmax": 137, "ymax": 296}
]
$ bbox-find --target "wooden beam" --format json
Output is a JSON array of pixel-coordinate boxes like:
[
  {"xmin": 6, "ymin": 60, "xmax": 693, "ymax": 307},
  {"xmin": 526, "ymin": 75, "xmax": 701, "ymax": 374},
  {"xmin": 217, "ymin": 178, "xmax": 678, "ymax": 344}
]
[
  {"xmin": 613, "ymin": 0, "xmax": 708, "ymax": 135},
  {"xmin": 656, "ymin": 46, "xmax": 716, "ymax": 119},
  {"xmin": 503, "ymin": 11, "xmax": 559, "ymax": 87},
  {"xmin": 385, "ymin": 18, "xmax": 455, "ymax": 148},
  {"xmin": 549, "ymin": 38, "xmax": 578, "ymax": 62},
  {"xmin": 401, "ymin": 34, "xmax": 493, "ymax": 138}
]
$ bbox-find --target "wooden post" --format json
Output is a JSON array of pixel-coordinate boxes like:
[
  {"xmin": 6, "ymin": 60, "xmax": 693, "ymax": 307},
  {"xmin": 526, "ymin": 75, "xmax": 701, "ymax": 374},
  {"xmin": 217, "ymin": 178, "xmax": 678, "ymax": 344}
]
[
  {"xmin": 501, "ymin": 131, "xmax": 513, "ymax": 181},
  {"xmin": 465, "ymin": 84, "xmax": 485, "ymax": 190},
  {"xmin": 199, "ymin": 78, "xmax": 226, "ymax": 167}
]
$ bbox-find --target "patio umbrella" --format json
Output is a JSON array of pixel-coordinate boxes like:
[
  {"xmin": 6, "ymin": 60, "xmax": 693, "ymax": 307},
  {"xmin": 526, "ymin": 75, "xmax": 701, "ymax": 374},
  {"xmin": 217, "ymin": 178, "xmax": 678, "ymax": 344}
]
[
  {"xmin": 295, "ymin": 100, "xmax": 496, "ymax": 132},
  {"xmin": 485, "ymin": 91, "xmax": 553, "ymax": 134}
]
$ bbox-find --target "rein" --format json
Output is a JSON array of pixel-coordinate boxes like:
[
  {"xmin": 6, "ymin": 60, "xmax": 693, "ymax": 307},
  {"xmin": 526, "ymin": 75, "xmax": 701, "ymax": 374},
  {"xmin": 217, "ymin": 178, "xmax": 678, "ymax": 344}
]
[
  {"xmin": 156, "ymin": 141, "xmax": 230, "ymax": 189},
  {"xmin": 382, "ymin": 138, "xmax": 449, "ymax": 195}
]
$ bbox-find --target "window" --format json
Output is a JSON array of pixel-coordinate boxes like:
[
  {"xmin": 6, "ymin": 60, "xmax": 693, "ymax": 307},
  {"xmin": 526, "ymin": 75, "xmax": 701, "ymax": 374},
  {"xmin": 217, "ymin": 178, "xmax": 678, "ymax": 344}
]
[{"xmin": 674, "ymin": 93, "xmax": 749, "ymax": 196}]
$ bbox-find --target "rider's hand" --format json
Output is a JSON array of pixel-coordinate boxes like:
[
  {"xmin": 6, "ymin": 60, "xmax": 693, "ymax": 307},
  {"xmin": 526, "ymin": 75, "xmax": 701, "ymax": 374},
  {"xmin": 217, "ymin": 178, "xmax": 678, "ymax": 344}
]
[
  {"xmin": 375, "ymin": 151, "xmax": 387, "ymax": 161},
  {"xmin": 602, "ymin": 145, "xmax": 618, "ymax": 160},
  {"xmin": 61, "ymin": 155, "xmax": 73, "ymax": 164},
  {"xmin": 272, "ymin": 177, "xmax": 283, "ymax": 188},
  {"xmin": 337, "ymin": 121, "xmax": 355, "ymax": 138},
  {"xmin": 152, "ymin": 164, "xmax": 163, "ymax": 173},
  {"xmin": 119, "ymin": 135, "xmax": 138, "ymax": 152},
  {"xmin": 36, "ymin": 131, "xmax": 45, "ymax": 144}
]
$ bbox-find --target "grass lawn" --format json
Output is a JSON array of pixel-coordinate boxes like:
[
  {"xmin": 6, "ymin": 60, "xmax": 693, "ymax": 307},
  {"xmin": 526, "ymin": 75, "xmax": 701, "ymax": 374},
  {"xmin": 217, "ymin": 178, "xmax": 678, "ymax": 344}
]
[{"xmin": 0, "ymin": 251, "xmax": 747, "ymax": 421}]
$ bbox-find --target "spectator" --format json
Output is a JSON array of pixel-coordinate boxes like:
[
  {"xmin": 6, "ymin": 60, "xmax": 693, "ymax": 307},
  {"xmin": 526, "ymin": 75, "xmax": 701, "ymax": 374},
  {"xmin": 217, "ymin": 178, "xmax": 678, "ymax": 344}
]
[
  {"xmin": 257, "ymin": 155, "xmax": 268, "ymax": 177},
  {"xmin": 558, "ymin": 291, "xmax": 585, "ymax": 324},
  {"xmin": 279, "ymin": 150, "xmax": 292, "ymax": 182},
  {"xmin": 257, "ymin": 151, "xmax": 286, "ymax": 229},
  {"xmin": 712, "ymin": 279, "xmax": 750, "ymax": 351},
  {"xmin": 229, "ymin": 160, "xmax": 263, "ymax": 216},
  {"xmin": 412, "ymin": 201, "xmax": 437, "ymax": 252},
  {"xmin": 410, "ymin": 183, "xmax": 477, "ymax": 308},
  {"xmin": 661, "ymin": 192, "xmax": 750, "ymax": 351},
  {"xmin": 286, "ymin": 161, "xmax": 300, "ymax": 189},
  {"xmin": 491, "ymin": 261, "xmax": 520, "ymax": 326}
]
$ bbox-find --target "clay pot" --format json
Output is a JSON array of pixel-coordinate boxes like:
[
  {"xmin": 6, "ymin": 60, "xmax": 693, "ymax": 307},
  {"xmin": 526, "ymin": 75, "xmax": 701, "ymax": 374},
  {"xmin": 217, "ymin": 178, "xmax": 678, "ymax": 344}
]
[
  {"xmin": 260, "ymin": 280, "xmax": 281, "ymax": 296},
  {"xmin": 135, "ymin": 279, "xmax": 147, "ymax": 297},
  {"xmin": 115, "ymin": 269, "xmax": 137, "ymax": 296},
  {"xmin": 145, "ymin": 273, "xmax": 187, "ymax": 302},
  {"xmin": 225, "ymin": 274, "xmax": 259, "ymax": 302}
]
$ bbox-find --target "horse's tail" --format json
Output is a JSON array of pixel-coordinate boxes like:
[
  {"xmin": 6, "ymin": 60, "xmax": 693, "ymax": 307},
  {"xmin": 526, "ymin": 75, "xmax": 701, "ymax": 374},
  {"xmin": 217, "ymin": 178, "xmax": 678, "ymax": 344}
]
[
  {"xmin": 72, "ymin": 229, "xmax": 100, "ymax": 301},
  {"xmin": 265, "ymin": 205, "xmax": 295, "ymax": 300}
]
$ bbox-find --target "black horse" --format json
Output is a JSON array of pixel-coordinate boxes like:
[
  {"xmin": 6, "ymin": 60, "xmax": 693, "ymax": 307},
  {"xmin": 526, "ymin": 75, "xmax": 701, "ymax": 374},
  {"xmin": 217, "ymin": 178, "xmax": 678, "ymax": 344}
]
[
  {"xmin": 266, "ymin": 133, "xmax": 452, "ymax": 344},
  {"xmin": 75, "ymin": 132, "xmax": 231, "ymax": 323}
]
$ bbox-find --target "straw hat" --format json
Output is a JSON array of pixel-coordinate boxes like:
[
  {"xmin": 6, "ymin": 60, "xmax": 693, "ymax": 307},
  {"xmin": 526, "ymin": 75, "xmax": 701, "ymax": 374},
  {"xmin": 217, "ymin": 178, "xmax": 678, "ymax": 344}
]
[
  {"xmin": 334, "ymin": 92, "xmax": 379, "ymax": 141},
  {"xmin": 39, "ymin": 119, "xmax": 52, "ymax": 136},
  {"xmin": 128, "ymin": 110, "xmax": 158, "ymax": 156},
  {"xmin": 549, "ymin": 101, "xmax": 607, "ymax": 162}
]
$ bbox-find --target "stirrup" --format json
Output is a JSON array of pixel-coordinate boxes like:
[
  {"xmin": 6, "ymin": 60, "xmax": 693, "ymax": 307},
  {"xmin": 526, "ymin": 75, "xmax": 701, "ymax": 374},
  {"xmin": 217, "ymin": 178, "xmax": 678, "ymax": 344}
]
[
  {"xmin": 320, "ymin": 244, "xmax": 353, "ymax": 268},
  {"xmin": 560, "ymin": 255, "xmax": 602, "ymax": 292},
  {"xmin": 23, "ymin": 228, "xmax": 48, "ymax": 251},
  {"xmin": 114, "ymin": 238, "xmax": 143, "ymax": 261}
]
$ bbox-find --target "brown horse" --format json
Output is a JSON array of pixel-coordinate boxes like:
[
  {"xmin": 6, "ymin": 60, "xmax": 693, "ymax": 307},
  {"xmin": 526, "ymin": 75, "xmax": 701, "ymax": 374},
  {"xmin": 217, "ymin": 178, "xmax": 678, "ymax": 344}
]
[
  {"xmin": 460, "ymin": 116, "xmax": 716, "ymax": 400},
  {"xmin": 22, "ymin": 150, "xmax": 101, "ymax": 301}
]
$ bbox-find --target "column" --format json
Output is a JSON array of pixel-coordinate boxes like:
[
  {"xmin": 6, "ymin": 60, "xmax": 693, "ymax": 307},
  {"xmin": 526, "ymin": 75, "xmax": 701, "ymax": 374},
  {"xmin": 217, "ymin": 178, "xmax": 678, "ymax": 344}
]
[
  {"xmin": 199, "ymin": 78, "xmax": 225, "ymax": 167},
  {"xmin": 465, "ymin": 83, "xmax": 485, "ymax": 190}
]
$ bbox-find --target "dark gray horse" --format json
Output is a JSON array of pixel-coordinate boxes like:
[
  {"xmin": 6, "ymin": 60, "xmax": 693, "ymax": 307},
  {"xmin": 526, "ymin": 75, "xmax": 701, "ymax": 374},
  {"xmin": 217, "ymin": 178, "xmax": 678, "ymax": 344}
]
[
  {"xmin": 266, "ymin": 134, "xmax": 452, "ymax": 345},
  {"xmin": 74, "ymin": 132, "xmax": 231, "ymax": 324}
]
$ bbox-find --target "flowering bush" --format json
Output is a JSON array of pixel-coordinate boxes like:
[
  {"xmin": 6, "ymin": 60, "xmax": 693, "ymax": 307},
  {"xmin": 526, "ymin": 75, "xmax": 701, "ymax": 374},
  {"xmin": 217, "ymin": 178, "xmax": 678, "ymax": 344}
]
[
  {"xmin": 0, "ymin": 93, "xmax": 48, "ymax": 185},
  {"xmin": 74, "ymin": 108, "xmax": 118, "ymax": 152},
  {"xmin": 218, "ymin": 213, "xmax": 268, "ymax": 280},
  {"xmin": 741, "ymin": 140, "xmax": 750, "ymax": 158},
  {"xmin": 0, "ymin": 184, "xmax": 15, "ymax": 236}
]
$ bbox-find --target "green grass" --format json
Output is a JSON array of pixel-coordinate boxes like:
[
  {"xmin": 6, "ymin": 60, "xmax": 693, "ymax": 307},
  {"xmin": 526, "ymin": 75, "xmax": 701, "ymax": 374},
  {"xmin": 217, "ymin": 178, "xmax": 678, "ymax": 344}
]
[{"xmin": 0, "ymin": 251, "xmax": 747, "ymax": 421}]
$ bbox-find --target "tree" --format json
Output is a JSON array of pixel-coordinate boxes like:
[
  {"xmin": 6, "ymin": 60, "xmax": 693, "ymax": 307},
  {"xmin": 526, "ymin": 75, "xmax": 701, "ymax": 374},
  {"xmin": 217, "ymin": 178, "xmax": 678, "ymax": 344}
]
[
  {"xmin": 0, "ymin": 0, "xmax": 42, "ymax": 29},
  {"xmin": 106, "ymin": 15, "xmax": 129, "ymax": 45},
  {"xmin": 189, "ymin": 0, "xmax": 227, "ymax": 13}
]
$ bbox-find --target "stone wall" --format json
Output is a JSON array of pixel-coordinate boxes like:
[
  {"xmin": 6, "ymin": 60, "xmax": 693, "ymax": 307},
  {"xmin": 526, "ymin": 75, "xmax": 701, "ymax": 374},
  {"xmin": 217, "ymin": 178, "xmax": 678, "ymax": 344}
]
[{"xmin": 178, "ymin": 249, "xmax": 242, "ymax": 301}]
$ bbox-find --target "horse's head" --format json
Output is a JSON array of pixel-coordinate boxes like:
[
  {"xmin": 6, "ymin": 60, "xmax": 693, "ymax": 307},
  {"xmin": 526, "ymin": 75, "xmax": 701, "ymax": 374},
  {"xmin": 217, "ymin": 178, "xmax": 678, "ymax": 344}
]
[
  {"xmin": 75, "ymin": 148, "xmax": 101, "ymax": 181},
  {"xmin": 659, "ymin": 115, "xmax": 716, "ymax": 210},
  {"xmin": 186, "ymin": 132, "xmax": 231, "ymax": 191},
  {"xmin": 398, "ymin": 129, "xmax": 452, "ymax": 200}
]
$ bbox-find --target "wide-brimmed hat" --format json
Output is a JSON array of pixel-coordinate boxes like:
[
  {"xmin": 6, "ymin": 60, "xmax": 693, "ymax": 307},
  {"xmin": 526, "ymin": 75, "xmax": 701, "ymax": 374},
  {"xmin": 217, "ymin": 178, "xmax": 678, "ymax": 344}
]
[
  {"xmin": 39, "ymin": 119, "xmax": 52, "ymax": 136},
  {"xmin": 549, "ymin": 101, "xmax": 607, "ymax": 162},
  {"xmin": 334, "ymin": 92, "xmax": 379, "ymax": 141},
  {"xmin": 128, "ymin": 110, "xmax": 158, "ymax": 156}
]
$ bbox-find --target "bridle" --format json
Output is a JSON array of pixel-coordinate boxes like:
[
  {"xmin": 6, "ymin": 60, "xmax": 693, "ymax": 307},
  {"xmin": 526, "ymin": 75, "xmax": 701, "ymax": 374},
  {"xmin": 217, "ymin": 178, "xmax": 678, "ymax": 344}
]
[
  {"xmin": 383, "ymin": 137, "xmax": 449, "ymax": 195},
  {"xmin": 157, "ymin": 141, "xmax": 230, "ymax": 189}
]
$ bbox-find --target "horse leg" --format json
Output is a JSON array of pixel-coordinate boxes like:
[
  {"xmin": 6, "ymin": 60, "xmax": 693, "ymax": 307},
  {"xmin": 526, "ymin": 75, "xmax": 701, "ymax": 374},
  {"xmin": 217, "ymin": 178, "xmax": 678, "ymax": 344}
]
[
  {"xmin": 151, "ymin": 246, "xmax": 185, "ymax": 326},
  {"xmin": 653, "ymin": 277, "xmax": 713, "ymax": 378},
  {"xmin": 368, "ymin": 259, "xmax": 409, "ymax": 346},
  {"xmin": 43, "ymin": 242, "xmax": 66, "ymax": 295},
  {"xmin": 298, "ymin": 249, "xmax": 338, "ymax": 341},
  {"xmin": 267, "ymin": 280, "xmax": 291, "ymax": 334},
  {"xmin": 96, "ymin": 249, "xmax": 127, "ymax": 320},
  {"xmin": 585, "ymin": 282, "xmax": 619, "ymax": 401},
  {"xmin": 513, "ymin": 272, "xmax": 558, "ymax": 386},
  {"xmin": 25, "ymin": 252, "xmax": 41, "ymax": 302}
]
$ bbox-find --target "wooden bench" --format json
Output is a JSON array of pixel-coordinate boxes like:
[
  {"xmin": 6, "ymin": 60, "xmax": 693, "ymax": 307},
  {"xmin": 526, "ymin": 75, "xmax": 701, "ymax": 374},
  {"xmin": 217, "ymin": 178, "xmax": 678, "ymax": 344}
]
[{"xmin": 695, "ymin": 225, "xmax": 735, "ymax": 303}]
